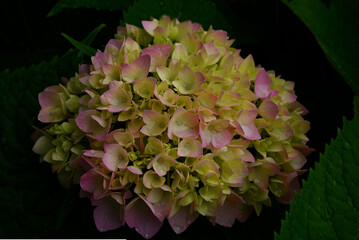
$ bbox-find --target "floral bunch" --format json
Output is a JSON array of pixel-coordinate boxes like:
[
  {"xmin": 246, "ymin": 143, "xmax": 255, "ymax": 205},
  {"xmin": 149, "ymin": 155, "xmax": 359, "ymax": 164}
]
[{"xmin": 33, "ymin": 15, "xmax": 312, "ymax": 239}]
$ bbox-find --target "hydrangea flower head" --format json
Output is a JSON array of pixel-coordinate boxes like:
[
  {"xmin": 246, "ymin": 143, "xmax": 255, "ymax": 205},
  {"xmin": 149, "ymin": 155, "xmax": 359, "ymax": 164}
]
[{"xmin": 33, "ymin": 15, "xmax": 313, "ymax": 239}]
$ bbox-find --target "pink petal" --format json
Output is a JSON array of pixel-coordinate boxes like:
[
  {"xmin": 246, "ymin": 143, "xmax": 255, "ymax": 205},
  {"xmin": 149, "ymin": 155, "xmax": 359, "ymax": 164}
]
[
  {"xmin": 196, "ymin": 93, "xmax": 217, "ymax": 109},
  {"xmin": 254, "ymin": 69, "xmax": 278, "ymax": 99},
  {"xmin": 122, "ymin": 55, "xmax": 151, "ymax": 82},
  {"xmin": 80, "ymin": 169, "xmax": 106, "ymax": 199},
  {"xmin": 93, "ymin": 121, "xmax": 112, "ymax": 141},
  {"xmin": 237, "ymin": 123, "xmax": 261, "ymax": 140},
  {"xmin": 79, "ymin": 64, "xmax": 90, "ymax": 74},
  {"xmin": 91, "ymin": 115, "xmax": 107, "ymax": 128},
  {"xmin": 242, "ymin": 150, "xmax": 255, "ymax": 162},
  {"xmin": 92, "ymin": 195, "xmax": 124, "ymax": 232},
  {"xmin": 237, "ymin": 109, "xmax": 258, "ymax": 125},
  {"xmin": 141, "ymin": 45, "xmax": 172, "ymax": 71},
  {"xmin": 288, "ymin": 101, "xmax": 309, "ymax": 116},
  {"xmin": 276, "ymin": 173, "xmax": 300, "ymax": 204},
  {"xmin": 127, "ymin": 165, "xmax": 143, "ymax": 175},
  {"xmin": 125, "ymin": 197, "xmax": 163, "ymax": 239},
  {"xmin": 168, "ymin": 108, "xmax": 185, "ymax": 139},
  {"xmin": 92, "ymin": 52, "xmax": 113, "ymax": 71},
  {"xmin": 142, "ymin": 110, "xmax": 162, "ymax": 124},
  {"xmin": 199, "ymin": 123, "xmax": 212, "ymax": 148},
  {"xmin": 212, "ymin": 130, "xmax": 231, "ymax": 149},
  {"xmin": 191, "ymin": 23, "xmax": 202, "ymax": 32},
  {"xmin": 205, "ymin": 30, "xmax": 228, "ymax": 46},
  {"xmin": 258, "ymin": 99, "xmax": 279, "ymax": 120},
  {"xmin": 140, "ymin": 192, "xmax": 173, "ymax": 222},
  {"xmin": 76, "ymin": 110, "xmax": 99, "ymax": 133},
  {"xmin": 83, "ymin": 149, "xmax": 104, "ymax": 158},
  {"xmin": 282, "ymin": 91, "xmax": 297, "ymax": 104},
  {"xmin": 173, "ymin": 120, "xmax": 199, "ymax": 139},
  {"xmin": 76, "ymin": 110, "xmax": 110, "ymax": 141},
  {"xmin": 104, "ymin": 39, "xmax": 123, "ymax": 53},
  {"xmin": 168, "ymin": 205, "xmax": 198, "ymax": 234},
  {"xmin": 38, "ymin": 86, "xmax": 65, "ymax": 123},
  {"xmin": 101, "ymin": 82, "xmax": 132, "ymax": 113},
  {"xmin": 200, "ymin": 119, "xmax": 231, "ymax": 148},
  {"xmin": 144, "ymin": 44, "xmax": 172, "ymax": 57},
  {"xmin": 268, "ymin": 119, "xmax": 294, "ymax": 141},
  {"xmin": 177, "ymin": 137, "xmax": 203, "ymax": 157},
  {"xmin": 292, "ymin": 144, "xmax": 315, "ymax": 157},
  {"xmin": 102, "ymin": 144, "xmax": 129, "ymax": 171},
  {"xmin": 215, "ymin": 193, "xmax": 244, "ymax": 227},
  {"xmin": 201, "ymin": 42, "xmax": 220, "ymax": 65},
  {"xmin": 174, "ymin": 65, "xmax": 205, "ymax": 94},
  {"xmin": 38, "ymin": 86, "xmax": 61, "ymax": 108},
  {"xmin": 168, "ymin": 107, "xmax": 199, "ymax": 139},
  {"xmin": 142, "ymin": 21, "xmax": 158, "ymax": 36}
]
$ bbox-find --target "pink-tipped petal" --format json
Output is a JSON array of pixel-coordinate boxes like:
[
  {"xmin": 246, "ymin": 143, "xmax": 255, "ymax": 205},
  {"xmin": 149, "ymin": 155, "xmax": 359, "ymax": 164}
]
[
  {"xmin": 83, "ymin": 150, "xmax": 104, "ymax": 158},
  {"xmin": 125, "ymin": 197, "xmax": 163, "ymax": 239},
  {"xmin": 258, "ymin": 99, "xmax": 279, "ymax": 120},
  {"xmin": 178, "ymin": 137, "xmax": 203, "ymax": 157},
  {"xmin": 104, "ymin": 39, "xmax": 123, "ymax": 54},
  {"xmin": 205, "ymin": 30, "xmax": 228, "ymax": 46},
  {"xmin": 268, "ymin": 119, "xmax": 294, "ymax": 141},
  {"xmin": 103, "ymin": 144, "xmax": 129, "ymax": 171},
  {"xmin": 237, "ymin": 109, "xmax": 258, "ymax": 125},
  {"xmin": 122, "ymin": 55, "xmax": 151, "ymax": 82},
  {"xmin": 201, "ymin": 42, "xmax": 220, "ymax": 65},
  {"xmin": 142, "ymin": 45, "xmax": 172, "ymax": 71},
  {"xmin": 76, "ymin": 110, "xmax": 99, "ymax": 133},
  {"xmin": 142, "ymin": 21, "xmax": 158, "ymax": 36},
  {"xmin": 92, "ymin": 196, "xmax": 124, "ymax": 232},
  {"xmin": 140, "ymin": 191, "xmax": 173, "ymax": 222},
  {"xmin": 255, "ymin": 69, "xmax": 278, "ymax": 99},
  {"xmin": 168, "ymin": 108, "xmax": 199, "ymax": 139},
  {"xmin": 38, "ymin": 86, "xmax": 66, "ymax": 123},
  {"xmin": 200, "ymin": 119, "xmax": 231, "ymax": 148},
  {"xmin": 199, "ymin": 123, "xmax": 211, "ymax": 148},
  {"xmin": 215, "ymin": 193, "xmax": 244, "ymax": 227},
  {"xmin": 237, "ymin": 123, "xmax": 261, "ymax": 140},
  {"xmin": 142, "ymin": 110, "xmax": 161, "ymax": 124},
  {"xmin": 197, "ymin": 93, "xmax": 217, "ymax": 109},
  {"xmin": 173, "ymin": 65, "xmax": 205, "ymax": 94},
  {"xmin": 242, "ymin": 150, "xmax": 255, "ymax": 162},
  {"xmin": 80, "ymin": 169, "xmax": 106, "ymax": 199},
  {"xmin": 91, "ymin": 115, "xmax": 108, "ymax": 128},
  {"xmin": 76, "ymin": 110, "xmax": 110, "ymax": 141},
  {"xmin": 79, "ymin": 64, "xmax": 90, "ymax": 74},
  {"xmin": 168, "ymin": 205, "xmax": 198, "ymax": 234},
  {"xmin": 212, "ymin": 130, "xmax": 231, "ymax": 149},
  {"xmin": 92, "ymin": 52, "xmax": 113, "ymax": 71}
]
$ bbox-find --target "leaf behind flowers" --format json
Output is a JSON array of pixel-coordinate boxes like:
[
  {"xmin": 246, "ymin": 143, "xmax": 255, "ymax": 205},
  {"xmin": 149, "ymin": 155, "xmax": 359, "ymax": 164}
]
[
  {"xmin": 47, "ymin": 0, "xmax": 133, "ymax": 17},
  {"xmin": 122, "ymin": 0, "xmax": 227, "ymax": 31},
  {"xmin": 281, "ymin": 0, "xmax": 359, "ymax": 95},
  {"xmin": 275, "ymin": 97, "xmax": 359, "ymax": 240},
  {"xmin": 0, "ymin": 49, "xmax": 81, "ymax": 237}
]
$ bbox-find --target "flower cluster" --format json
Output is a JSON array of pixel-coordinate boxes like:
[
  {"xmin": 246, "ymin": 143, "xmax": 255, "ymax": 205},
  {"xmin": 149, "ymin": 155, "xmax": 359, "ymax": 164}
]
[{"xmin": 33, "ymin": 15, "xmax": 313, "ymax": 239}]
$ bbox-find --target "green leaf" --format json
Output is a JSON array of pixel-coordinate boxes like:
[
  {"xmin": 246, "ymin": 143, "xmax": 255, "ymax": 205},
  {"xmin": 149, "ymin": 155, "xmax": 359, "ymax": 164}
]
[
  {"xmin": 61, "ymin": 33, "xmax": 97, "ymax": 57},
  {"xmin": 122, "ymin": 0, "xmax": 227, "ymax": 31},
  {"xmin": 47, "ymin": 0, "xmax": 133, "ymax": 17},
  {"xmin": 82, "ymin": 23, "xmax": 106, "ymax": 45},
  {"xmin": 275, "ymin": 96, "xmax": 359, "ymax": 240},
  {"xmin": 0, "ymin": 50, "xmax": 81, "ymax": 237},
  {"xmin": 0, "ymin": 20, "xmax": 109, "ymax": 236},
  {"xmin": 281, "ymin": 0, "xmax": 359, "ymax": 95}
]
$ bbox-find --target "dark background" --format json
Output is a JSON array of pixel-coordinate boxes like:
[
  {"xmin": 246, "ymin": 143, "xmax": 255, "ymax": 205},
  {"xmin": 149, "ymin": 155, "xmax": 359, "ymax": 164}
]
[{"xmin": 0, "ymin": 0, "xmax": 354, "ymax": 239}]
